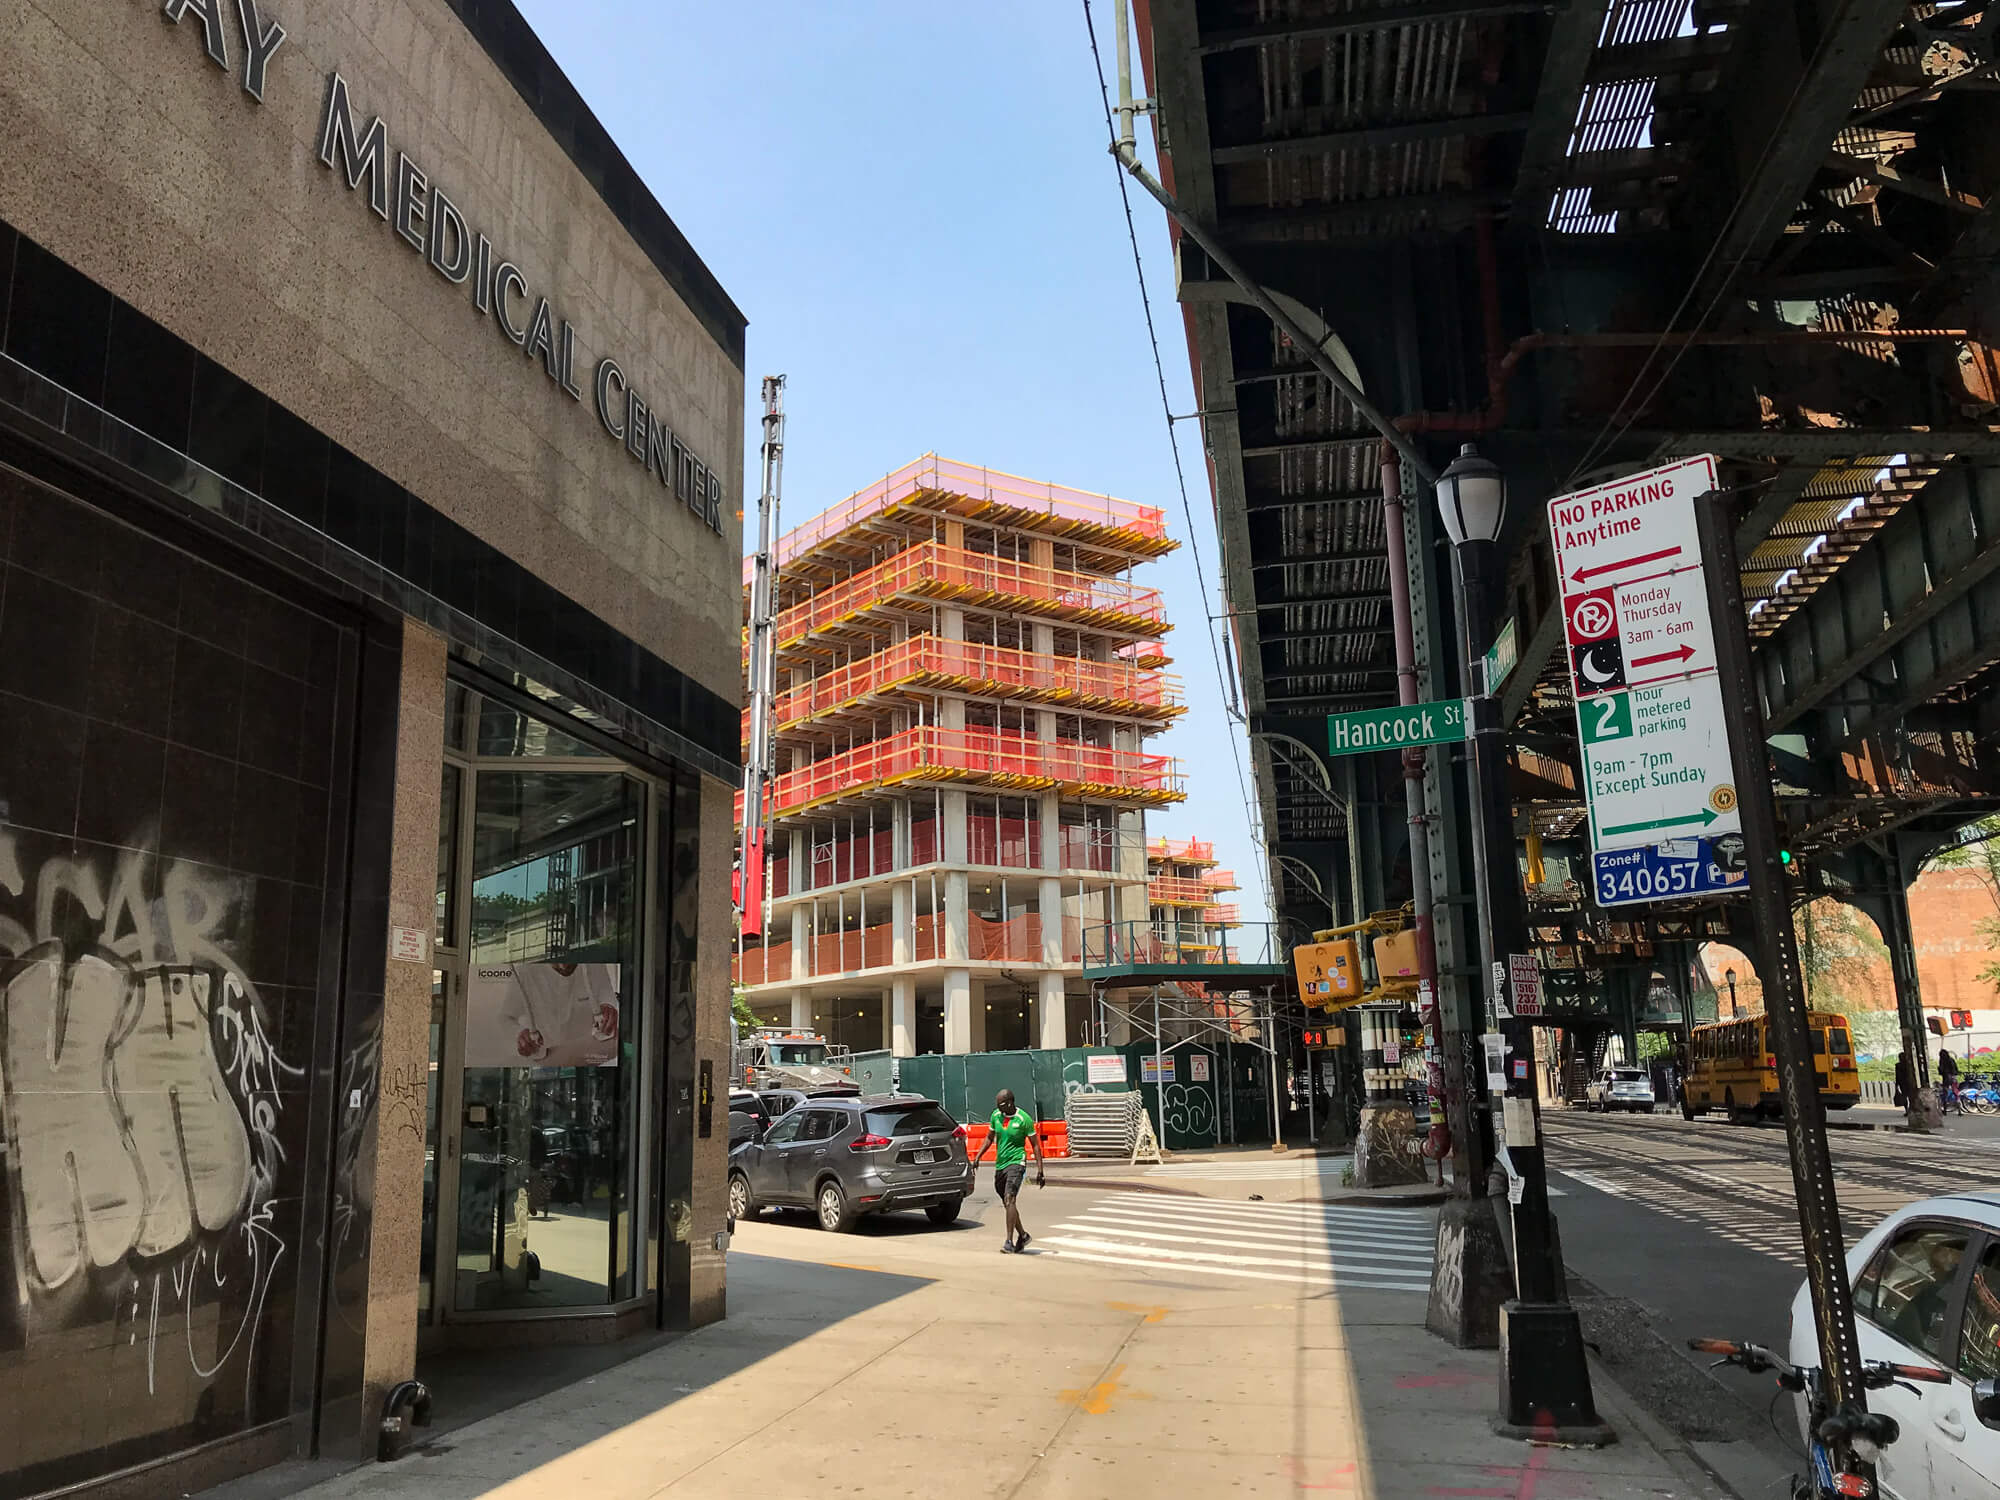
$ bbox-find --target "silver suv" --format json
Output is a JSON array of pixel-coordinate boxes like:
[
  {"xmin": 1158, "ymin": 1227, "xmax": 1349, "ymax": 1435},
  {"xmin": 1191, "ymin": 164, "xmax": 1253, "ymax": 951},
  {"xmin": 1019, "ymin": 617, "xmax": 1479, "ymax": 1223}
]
[{"xmin": 728, "ymin": 1094, "xmax": 971, "ymax": 1232}]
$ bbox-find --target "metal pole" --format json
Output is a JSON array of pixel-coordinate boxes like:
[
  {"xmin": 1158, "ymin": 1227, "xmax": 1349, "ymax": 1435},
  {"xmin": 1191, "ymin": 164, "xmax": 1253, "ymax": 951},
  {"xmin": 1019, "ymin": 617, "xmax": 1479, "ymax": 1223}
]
[
  {"xmin": 1455, "ymin": 533, "xmax": 1610, "ymax": 1442},
  {"xmin": 1266, "ymin": 993, "xmax": 1283, "ymax": 1148},
  {"xmin": 1153, "ymin": 985, "xmax": 1167, "ymax": 1152},
  {"xmin": 1383, "ymin": 449, "xmax": 1476, "ymax": 1184},
  {"xmin": 1695, "ymin": 489, "xmax": 1870, "ymax": 1454},
  {"xmin": 740, "ymin": 376, "xmax": 786, "ymax": 942}
]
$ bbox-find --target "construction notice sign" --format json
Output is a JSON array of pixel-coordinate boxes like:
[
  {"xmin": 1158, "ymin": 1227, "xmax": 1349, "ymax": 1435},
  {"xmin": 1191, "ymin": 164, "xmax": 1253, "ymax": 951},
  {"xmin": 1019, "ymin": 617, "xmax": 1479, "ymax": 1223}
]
[{"xmin": 1548, "ymin": 455, "xmax": 1743, "ymax": 870}]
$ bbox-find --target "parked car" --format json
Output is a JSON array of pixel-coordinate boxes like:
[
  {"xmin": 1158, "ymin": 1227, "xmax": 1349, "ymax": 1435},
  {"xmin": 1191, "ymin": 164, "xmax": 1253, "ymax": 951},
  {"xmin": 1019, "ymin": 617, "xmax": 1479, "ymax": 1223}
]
[
  {"xmin": 729, "ymin": 1089, "xmax": 774, "ymax": 1142},
  {"xmin": 1787, "ymin": 1191, "xmax": 2000, "ymax": 1499},
  {"xmin": 727, "ymin": 1094, "xmax": 971, "ymax": 1233},
  {"xmin": 727, "ymin": 1107, "xmax": 761, "ymax": 1150},
  {"xmin": 1585, "ymin": 1067, "xmax": 1656, "ymax": 1113},
  {"xmin": 755, "ymin": 1088, "xmax": 812, "ymax": 1122}
]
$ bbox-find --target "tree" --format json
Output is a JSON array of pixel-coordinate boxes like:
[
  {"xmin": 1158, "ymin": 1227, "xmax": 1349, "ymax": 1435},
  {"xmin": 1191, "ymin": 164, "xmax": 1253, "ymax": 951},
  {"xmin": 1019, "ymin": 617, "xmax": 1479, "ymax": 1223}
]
[
  {"xmin": 731, "ymin": 988, "xmax": 762, "ymax": 1035},
  {"xmin": 1925, "ymin": 816, "xmax": 2000, "ymax": 1001},
  {"xmin": 1793, "ymin": 898, "xmax": 1889, "ymax": 1014}
]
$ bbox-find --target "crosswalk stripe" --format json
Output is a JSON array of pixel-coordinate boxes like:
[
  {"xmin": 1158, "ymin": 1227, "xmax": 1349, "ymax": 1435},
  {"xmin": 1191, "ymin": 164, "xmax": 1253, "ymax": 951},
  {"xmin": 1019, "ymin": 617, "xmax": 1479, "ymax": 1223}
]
[
  {"xmin": 1558, "ymin": 1169, "xmax": 1630, "ymax": 1198},
  {"xmin": 1040, "ymin": 1235, "xmax": 1435, "ymax": 1288},
  {"xmin": 1041, "ymin": 1247, "xmax": 1429, "ymax": 1290},
  {"xmin": 1037, "ymin": 1193, "xmax": 1438, "ymax": 1293},
  {"xmin": 1049, "ymin": 1220, "xmax": 1433, "ymax": 1266},
  {"xmin": 1078, "ymin": 1206, "xmax": 1435, "ymax": 1252},
  {"xmin": 1098, "ymin": 1191, "xmax": 1436, "ymax": 1226}
]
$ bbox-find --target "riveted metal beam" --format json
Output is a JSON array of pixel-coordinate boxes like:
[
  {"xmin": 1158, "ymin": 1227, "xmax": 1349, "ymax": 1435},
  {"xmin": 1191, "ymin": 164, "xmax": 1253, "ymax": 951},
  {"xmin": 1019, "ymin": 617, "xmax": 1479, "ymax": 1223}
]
[
  {"xmin": 1196, "ymin": 0, "xmax": 1556, "ymax": 54},
  {"xmin": 1759, "ymin": 463, "xmax": 2000, "ymax": 740}
]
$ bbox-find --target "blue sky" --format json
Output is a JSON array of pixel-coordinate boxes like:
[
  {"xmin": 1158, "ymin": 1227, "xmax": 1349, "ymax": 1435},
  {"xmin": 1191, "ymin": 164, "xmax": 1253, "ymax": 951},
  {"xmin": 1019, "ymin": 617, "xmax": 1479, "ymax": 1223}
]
[{"xmin": 515, "ymin": 0, "xmax": 1271, "ymax": 925}]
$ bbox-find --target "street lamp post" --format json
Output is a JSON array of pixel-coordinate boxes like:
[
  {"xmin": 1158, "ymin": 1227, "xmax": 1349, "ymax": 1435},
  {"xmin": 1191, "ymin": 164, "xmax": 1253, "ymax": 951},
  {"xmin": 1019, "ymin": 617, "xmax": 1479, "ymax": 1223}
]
[
  {"xmin": 1726, "ymin": 968, "xmax": 1739, "ymax": 1019},
  {"xmin": 1435, "ymin": 443, "xmax": 1612, "ymax": 1444}
]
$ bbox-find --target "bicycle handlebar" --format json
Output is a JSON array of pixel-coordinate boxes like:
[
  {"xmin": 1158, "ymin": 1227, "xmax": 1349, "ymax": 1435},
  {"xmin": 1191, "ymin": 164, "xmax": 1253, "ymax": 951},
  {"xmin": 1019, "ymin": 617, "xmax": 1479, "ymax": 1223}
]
[{"xmin": 1689, "ymin": 1339, "xmax": 1950, "ymax": 1389}]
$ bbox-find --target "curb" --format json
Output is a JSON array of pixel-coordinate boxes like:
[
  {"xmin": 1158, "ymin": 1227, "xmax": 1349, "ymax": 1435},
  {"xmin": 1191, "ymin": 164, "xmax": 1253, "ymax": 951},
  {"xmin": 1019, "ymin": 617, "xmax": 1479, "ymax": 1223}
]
[{"xmin": 1582, "ymin": 1355, "xmax": 1745, "ymax": 1500}]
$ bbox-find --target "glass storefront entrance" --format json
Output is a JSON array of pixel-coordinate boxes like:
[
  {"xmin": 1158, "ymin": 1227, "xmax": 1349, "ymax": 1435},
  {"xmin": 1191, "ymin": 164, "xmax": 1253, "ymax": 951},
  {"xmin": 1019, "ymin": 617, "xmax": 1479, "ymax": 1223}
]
[{"xmin": 420, "ymin": 685, "xmax": 672, "ymax": 1331}]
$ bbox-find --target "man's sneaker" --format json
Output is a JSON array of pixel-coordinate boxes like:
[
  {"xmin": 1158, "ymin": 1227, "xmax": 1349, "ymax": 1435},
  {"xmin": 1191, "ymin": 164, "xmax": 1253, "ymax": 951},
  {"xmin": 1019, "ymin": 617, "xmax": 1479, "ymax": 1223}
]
[
  {"xmin": 1016, "ymin": 1232, "xmax": 1032, "ymax": 1253},
  {"xmin": 1000, "ymin": 1239, "xmax": 1018, "ymax": 1254}
]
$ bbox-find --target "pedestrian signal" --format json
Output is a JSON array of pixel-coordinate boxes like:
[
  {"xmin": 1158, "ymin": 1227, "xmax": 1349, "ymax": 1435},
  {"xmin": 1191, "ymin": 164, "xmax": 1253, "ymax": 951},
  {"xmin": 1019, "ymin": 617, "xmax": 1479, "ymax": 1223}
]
[
  {"xmin": 1928, "ymin": 1016, "xmax": 1947, "ymax": 1036},
  {"xmin": 1951, "ymin": 1009, "xmax": 1973, "ymax": 1030}
]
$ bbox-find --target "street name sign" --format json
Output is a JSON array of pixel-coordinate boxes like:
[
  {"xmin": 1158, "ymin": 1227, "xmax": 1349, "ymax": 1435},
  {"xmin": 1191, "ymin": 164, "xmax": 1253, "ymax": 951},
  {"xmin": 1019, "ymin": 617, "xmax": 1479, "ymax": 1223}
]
[
  {"xmin": 1484, "ymin": 616, "xmax": 1519, "ymax": 692},
  {"xmin": 1326, "ymin": 699, "xmax": 1473, "ymax": 756},
  {"xmin": 1549, "ymin": 454, "xmax": 1745, "ymax": 880}
]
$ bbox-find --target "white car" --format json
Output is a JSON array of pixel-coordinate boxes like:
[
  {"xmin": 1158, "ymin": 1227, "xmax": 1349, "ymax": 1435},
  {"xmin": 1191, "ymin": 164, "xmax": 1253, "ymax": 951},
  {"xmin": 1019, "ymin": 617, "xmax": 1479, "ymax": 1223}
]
[
  {"xmin": 1586, "ymin": 1067, "xmax": 1656, "ymax": 1113},
  {"xmin": 1787, "ymin": 1191, "xmax": 2000, "ymax": 1499}
]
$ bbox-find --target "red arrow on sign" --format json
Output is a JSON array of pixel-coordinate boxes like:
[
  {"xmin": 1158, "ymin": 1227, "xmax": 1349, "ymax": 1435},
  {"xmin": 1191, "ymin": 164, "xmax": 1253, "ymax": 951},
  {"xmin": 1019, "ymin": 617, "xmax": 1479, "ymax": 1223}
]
[
  {"xmin": 1570, "ymin": 545, "xmax": 1682, "ymax": 584},
  {"xmin": 1630, "ymin": 643, "xmax": 1697, "ymax": 667}
]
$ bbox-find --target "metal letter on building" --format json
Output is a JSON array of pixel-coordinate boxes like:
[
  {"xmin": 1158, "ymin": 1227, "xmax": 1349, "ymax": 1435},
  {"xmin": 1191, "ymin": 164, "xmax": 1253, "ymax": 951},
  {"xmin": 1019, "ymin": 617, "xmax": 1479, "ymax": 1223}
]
[{"xmin": 316, "ymin": 73, "xmax": 390, "ymax": 220}]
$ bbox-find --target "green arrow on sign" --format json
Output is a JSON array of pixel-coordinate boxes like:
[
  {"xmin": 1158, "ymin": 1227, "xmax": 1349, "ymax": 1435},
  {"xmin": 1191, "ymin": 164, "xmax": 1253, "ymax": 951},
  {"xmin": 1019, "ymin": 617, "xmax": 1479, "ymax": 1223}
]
[{"xmin": 1600, "ymin": 808, "xmax": 1721, "ymax": 837}]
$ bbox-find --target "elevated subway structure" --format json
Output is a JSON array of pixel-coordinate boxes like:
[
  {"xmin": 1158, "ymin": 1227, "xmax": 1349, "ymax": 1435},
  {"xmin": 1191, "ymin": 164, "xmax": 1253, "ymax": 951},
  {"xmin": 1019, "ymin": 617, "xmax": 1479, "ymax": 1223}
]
[
  {"xmin": 733, "ymin": 455, "xmax": 1188, "ymax": 1056},
  {"xmin": 1134, "ymin": 1, "xmax": 2000, "ymax": 1071}
]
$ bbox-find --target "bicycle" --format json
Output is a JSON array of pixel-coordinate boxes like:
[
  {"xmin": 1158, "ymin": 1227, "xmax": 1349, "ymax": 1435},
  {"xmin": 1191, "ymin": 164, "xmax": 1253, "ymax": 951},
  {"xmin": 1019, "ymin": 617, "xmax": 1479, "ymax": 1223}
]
[
  {"xmin": 1959, "ymin": 1074, "xmax": 2000, "ymax": 1115},
  {"xmin": 1688, "ymin": 1338, "xmax": 1951, "ymax": 1499}
]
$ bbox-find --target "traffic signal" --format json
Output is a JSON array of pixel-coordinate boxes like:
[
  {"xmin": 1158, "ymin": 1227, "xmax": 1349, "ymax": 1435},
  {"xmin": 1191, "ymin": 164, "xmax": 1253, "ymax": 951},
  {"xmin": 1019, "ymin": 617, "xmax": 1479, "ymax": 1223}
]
[
  {"xmin": 1778, "ymin": 848, "xmax": 1795, "ymax": 867},
  {"xmin": 1928, "ymin": 1016, "xmax": 1947, "ymax": 1036}
]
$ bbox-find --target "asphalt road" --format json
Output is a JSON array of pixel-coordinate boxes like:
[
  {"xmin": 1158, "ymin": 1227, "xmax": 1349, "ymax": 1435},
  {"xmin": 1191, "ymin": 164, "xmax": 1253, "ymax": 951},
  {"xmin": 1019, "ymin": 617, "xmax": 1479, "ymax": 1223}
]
[{"xmin": 1543, "ymin": 1104, "xmax": 2000, "ymax": 1489}]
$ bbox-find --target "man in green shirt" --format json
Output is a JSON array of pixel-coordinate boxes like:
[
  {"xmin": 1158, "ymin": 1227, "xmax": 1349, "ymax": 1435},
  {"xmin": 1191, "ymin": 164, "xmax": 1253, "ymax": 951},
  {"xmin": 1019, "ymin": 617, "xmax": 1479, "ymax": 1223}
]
[{"xmin": 966, "ymin": 1089, "xmax": 1044, "ymax": 1253}]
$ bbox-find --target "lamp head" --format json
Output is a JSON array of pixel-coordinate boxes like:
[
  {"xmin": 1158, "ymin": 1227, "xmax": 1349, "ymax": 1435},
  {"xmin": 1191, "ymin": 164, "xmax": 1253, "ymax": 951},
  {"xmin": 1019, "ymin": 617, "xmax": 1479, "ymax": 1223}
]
[{"xmin": 1434, "ymin": 442, "xmax": 1507, "ymax": 545}]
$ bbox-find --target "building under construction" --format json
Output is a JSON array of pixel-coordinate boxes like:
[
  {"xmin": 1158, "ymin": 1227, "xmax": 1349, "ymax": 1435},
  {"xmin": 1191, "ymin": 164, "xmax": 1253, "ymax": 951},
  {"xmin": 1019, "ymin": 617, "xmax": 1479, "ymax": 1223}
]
[
  {"xmin": 1146, "ymin": 836, "xmax": 1242, "ymax": 961},
  {"xmin": 734, "ymin": 456, "xmax": 1186, "ymax": 1055}
]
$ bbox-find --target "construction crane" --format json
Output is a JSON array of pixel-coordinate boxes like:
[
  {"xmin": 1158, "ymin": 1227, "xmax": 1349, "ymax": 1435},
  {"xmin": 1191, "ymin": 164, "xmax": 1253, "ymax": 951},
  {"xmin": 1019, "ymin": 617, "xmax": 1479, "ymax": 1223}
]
[{"xmin": 739, "ymin": 375, "xmax": 785, "ymax": 938}]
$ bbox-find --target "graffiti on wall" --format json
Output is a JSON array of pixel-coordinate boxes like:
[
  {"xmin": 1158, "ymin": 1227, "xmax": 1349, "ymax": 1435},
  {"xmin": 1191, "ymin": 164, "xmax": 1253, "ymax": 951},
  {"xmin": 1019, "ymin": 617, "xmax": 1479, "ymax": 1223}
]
[{"xmin": 0, "ymin": 829, "xmax": 303, "ymax": 1399}]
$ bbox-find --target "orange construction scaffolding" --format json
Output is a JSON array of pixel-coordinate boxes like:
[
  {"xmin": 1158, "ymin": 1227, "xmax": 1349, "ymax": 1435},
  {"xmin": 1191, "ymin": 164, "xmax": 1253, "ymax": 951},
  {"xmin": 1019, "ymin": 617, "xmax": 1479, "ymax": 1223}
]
[
  {"xmin": 749, "ymin": 635, "xmax": 1185, "ymax": 735},
  {"xmin": 1146, "ymin": 836, "xmax": 1216, "ymax": 866},
  {"xmin": 752, "ymin": 454, "xmax": 1174, "ymax": 581},
  {"xmin": 733, "ymin": 724, "xmax": 1186, "ymax": 821},
  {"xmin": 773, "ymin": 540, "xmax": 1169, "ymax": 650}
]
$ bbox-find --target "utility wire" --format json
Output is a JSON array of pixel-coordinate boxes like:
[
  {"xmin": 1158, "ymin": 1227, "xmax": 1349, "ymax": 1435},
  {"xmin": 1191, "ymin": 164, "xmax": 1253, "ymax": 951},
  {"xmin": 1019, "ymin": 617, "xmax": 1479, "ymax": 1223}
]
[{"xmin": 1082, "ymin": 0, "xmax": 1274, "ymax": 918}]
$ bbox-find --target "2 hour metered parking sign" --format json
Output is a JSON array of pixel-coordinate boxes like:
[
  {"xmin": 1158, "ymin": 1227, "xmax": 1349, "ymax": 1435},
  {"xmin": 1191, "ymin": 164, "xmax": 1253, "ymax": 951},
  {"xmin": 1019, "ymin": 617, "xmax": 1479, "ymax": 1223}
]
[{"xmin": 1548, "ymin": 455, "xmax": 1745, "ymax": 893}]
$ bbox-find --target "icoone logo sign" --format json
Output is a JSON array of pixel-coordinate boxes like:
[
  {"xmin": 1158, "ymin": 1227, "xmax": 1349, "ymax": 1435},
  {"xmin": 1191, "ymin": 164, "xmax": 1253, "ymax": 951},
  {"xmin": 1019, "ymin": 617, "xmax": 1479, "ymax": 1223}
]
[{"xmin": 155, "ymin": 0, "xmax": 728, "ymax": 539}]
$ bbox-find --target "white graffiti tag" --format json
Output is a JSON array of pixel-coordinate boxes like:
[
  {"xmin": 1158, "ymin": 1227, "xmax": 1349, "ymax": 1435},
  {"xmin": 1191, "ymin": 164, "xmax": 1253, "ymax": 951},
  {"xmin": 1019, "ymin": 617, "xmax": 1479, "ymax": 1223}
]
[
  {"xmin": 0, "ymin": 830, "xmax": 301, "ymax": 1400},
  {"xmin": 0, "ymin": 948, "xmax": 252, "ymax": 1289}
]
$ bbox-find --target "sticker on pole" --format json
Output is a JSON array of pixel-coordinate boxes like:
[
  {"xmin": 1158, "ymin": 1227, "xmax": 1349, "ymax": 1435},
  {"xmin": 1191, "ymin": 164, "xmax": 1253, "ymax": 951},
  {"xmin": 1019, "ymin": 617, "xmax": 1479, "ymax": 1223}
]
[{"xmin": 1508, "ymin": 953, "xmax": 1543, "ymax": 1018}]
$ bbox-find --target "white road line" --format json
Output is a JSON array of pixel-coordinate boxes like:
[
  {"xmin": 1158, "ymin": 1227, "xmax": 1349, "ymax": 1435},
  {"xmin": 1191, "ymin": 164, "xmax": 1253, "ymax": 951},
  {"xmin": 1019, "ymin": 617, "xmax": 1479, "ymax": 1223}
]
[
  {"xmin": 1076, "ymin": 1206, "xmax": 1435, "ymax": 1253},
  {"xmin": 1040, "ymin": 1235, "xmax": 1433, "ymax": 1288},
  {"xmin": 1097, "ymin": 1191, "xmax": 1436, "ymax": 1225},
  {"xmin": 1042, "ymin": 1247, "xmax": 1429, "ymax": 1291},
  {"xmin": 1049, "ymin": 1220, "xmax": 1433, "ymax": 1266},
  {"xmin": 1557, "ymin": 1169, "xmax": 1631, "ymax": 1198}
]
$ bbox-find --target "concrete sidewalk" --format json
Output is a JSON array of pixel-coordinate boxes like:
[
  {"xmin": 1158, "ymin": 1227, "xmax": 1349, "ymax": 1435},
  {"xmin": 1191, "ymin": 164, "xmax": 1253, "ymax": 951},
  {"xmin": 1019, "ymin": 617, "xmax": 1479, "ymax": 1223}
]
[{"xmin": 271, "ymin": 1195, "xmax": 1731, "ymax": 1500}]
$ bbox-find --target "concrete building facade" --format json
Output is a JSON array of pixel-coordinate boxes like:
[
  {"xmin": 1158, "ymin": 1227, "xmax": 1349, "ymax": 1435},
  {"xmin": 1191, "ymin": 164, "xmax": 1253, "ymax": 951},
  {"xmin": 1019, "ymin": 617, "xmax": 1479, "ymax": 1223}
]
[
  {"xmin": 734, "ymin": 457, "xmax": 1185, "ymax": 1055},
  {"xmin": 0, "ymin": 4, "xmax": 741, "ymax": 1495}
]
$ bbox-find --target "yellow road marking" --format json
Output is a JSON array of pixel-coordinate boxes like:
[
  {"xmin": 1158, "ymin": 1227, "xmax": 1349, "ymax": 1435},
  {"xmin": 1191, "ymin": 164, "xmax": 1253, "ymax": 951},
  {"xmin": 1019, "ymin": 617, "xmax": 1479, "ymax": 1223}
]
[{"xmin": 1106, "ymin": 1301, "xmax": 1170, "ymax": 1324}]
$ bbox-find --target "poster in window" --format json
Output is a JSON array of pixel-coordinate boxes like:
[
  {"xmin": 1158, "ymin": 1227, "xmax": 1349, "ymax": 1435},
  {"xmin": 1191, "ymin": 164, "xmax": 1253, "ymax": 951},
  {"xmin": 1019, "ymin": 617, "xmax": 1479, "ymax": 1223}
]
[{"xmin": 466, "ymin": 962, "xmax": 622, "ymax": 1067}]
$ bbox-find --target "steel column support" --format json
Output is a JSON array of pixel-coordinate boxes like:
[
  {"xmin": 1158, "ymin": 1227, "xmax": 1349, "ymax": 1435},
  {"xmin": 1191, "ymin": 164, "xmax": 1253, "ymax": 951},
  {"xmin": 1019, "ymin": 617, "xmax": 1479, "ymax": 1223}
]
[{"xmin": 1698, "ymin": 487, "xmax": 1872, "ymax": 1470}]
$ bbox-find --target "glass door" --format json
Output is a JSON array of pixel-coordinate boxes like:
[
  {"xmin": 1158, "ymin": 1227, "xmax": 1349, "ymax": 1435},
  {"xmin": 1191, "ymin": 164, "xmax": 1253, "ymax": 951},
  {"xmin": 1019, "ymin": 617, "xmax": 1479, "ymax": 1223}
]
[{"xmin": 422, "ymin": 685, "xmax": 656, "ymax": 1326}]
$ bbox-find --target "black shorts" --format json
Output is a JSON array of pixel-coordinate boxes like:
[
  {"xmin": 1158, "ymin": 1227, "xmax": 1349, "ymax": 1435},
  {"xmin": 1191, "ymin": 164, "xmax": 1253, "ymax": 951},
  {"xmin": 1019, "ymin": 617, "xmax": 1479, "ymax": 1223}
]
[{"xmin": 995, "ymin": 1164, "xmax": 1026, "ymax": 1202}]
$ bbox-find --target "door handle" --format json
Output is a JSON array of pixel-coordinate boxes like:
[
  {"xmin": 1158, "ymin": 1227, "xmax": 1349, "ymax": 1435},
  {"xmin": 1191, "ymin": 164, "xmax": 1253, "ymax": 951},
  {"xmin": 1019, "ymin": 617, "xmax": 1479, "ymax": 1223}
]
[
  {"xmin": 1933, "ymin": 1409, "xmax": 1966, "ymax": 1442},
  {"xmin": 813, "ymin": 1149, "xmax": 827, "ymax": 1156}
]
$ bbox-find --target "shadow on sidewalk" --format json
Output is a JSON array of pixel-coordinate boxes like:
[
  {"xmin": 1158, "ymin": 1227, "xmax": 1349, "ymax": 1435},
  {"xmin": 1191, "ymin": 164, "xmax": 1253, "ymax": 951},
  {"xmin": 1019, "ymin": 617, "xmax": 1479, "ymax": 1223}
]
[{"xmin": 197, "ymin": 1254, "xmax": 935, "ymax": 1500}]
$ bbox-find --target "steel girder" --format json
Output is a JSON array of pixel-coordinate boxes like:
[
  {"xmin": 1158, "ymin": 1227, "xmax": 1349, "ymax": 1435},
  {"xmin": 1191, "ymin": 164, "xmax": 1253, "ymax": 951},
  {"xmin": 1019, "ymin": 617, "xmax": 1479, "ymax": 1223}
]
[{"xmin": 1759, "ymin": 462, "xmax": 2000, "ymax": 744}]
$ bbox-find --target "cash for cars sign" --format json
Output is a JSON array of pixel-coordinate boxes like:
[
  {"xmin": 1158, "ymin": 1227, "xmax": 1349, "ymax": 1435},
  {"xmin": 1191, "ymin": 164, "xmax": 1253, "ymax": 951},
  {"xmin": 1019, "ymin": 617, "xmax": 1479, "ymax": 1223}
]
[{"xmin": 1548, "ymin": 455, "xmax": 1744, "ymax": 872}]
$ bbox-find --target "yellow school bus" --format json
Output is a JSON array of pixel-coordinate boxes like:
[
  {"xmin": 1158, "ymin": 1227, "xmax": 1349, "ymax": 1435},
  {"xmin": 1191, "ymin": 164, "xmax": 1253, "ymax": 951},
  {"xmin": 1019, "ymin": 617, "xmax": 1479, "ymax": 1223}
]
[{"xmin": 1685, "ymin": 1010, "xmax": 1861, "ymax": 1122}]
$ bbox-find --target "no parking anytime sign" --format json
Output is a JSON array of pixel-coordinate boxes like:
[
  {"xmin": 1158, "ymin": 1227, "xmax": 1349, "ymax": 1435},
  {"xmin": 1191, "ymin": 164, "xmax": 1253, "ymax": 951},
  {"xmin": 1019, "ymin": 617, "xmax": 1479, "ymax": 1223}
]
[{"xmin": 1547, "ymin": 455, "xmax": 1746, "ymax": 906}]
